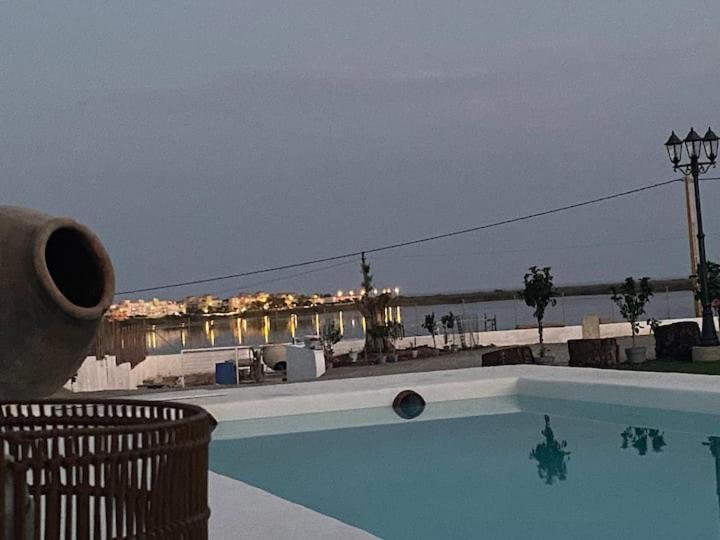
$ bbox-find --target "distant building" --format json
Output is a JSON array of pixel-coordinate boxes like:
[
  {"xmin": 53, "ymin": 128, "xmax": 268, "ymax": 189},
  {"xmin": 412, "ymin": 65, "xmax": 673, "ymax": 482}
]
[
  {"xmin": 107, "ymin": 298, "xmax": 186, "ymax": 320},
  {"xmin": 184, "ymin": 295, "xmax": 222, "ymax": 314}
]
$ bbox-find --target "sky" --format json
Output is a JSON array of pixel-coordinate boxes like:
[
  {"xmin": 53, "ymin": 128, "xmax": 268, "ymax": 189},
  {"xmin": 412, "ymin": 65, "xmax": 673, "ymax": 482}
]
[{"xmin": 2, "ymin": 1, "xmax": 720, "ymax": 298}]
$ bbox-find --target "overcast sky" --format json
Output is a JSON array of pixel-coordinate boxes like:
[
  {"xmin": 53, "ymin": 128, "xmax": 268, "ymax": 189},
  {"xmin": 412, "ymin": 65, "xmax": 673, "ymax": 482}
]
[{"xmin": 2, "ymin": 1, "xmax": 720, "ymax": 298}]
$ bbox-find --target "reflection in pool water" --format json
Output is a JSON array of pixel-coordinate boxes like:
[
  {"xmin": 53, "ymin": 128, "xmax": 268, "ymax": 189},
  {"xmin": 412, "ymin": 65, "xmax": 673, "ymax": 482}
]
[
  {"xmin": 621, "ymin": 426, "xmax": 667, "ymax": 455},
  {"xmin": 529, "ymin": 415, "xmax": 571, "ymax": 485}
]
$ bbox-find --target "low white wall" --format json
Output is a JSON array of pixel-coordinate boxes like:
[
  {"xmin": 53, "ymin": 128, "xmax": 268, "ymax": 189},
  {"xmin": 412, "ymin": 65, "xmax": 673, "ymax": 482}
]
[
  {"xmin": 128, "ymin": 353, "xmax": 184, "ymax": 387},
  {"xmin": 66, "ymin": 353, "xmax": 184, "ymax": 393},
  {"xmin": 65, "ymin": 356, "xmax": 131, "ymax": 393},
  {"xmin": 333, "ymin": 317, "xmax": 708, "ymax": 354}
]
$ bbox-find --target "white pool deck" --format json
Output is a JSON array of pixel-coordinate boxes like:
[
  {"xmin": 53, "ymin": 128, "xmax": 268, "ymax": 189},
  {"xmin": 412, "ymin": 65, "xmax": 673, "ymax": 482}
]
[{"xmin": 149, "ymin": 365, "xmax": 720, "ymax": 539}]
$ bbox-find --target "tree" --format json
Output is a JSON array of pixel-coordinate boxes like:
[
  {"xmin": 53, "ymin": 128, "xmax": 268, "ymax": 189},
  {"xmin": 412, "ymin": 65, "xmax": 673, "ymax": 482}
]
[
  {"xmin": 422, "ymin": 313, "xmax": 437, "ymax": 349},
  {"xmin": 440, "ymin": 312, "xmax": 456, "ymax": 346},
  {"xmin": 356, "ymin": 253, "xmax": 392, "ymax": 353},
  {"xmin": 519, "ymin": 266, "xmax": 559, "ymax": 358},
  {"xmin": 611, "ymin": 277, "xmax": 654, "ymax": 348}
]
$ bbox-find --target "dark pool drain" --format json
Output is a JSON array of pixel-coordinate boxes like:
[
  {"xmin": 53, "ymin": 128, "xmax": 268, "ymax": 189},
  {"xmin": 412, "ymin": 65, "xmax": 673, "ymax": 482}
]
[{"xmin": 392, "ymin": 390, "xmax": 426, "ymax": 419}]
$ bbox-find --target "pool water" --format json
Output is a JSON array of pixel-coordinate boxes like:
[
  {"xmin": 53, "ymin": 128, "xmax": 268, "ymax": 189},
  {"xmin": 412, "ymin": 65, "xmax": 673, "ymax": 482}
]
[{"xmin": 210, "ymin": 396, "xmax": 720, "ymax": 539}]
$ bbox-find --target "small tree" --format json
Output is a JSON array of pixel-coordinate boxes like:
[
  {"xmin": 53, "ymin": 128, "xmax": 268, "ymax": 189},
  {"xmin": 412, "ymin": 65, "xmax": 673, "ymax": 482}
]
[
  {"xmin": 422, "ymin": 313, "xmax": 437, "ymax": 349},
  {"xmin": 519, "ymin": 266, "xmax": 559, "ymax": 358},
  {"xmin": 440, "ymin": 312, "xmax": 456, "ymax": 346},
  {"xmin": 356, "ymin": 254, "xmax": 391, "ymax": 353},
  {"xmin": 611, "ymin": 277, "xmax": 653, "ymax": 348},
  {"xmin": 320, "ymin": 321, "xmax": 342, "ymax": 363}
]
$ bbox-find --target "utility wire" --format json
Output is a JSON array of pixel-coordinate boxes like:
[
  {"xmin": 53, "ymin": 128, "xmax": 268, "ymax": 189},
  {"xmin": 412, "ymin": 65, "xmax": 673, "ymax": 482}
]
[
  {"xmin": 371, "ymin": 234, "xmax": 692, "ymax": 260},
  {"xmin": 116, "ymin": 177, "xmax": 683, "ymax": 296}
]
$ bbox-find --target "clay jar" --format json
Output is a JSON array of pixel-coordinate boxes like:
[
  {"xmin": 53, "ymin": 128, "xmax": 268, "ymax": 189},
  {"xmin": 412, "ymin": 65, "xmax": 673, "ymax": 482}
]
[{"xmin": 0, "ymin": 207, "xmax": 115, "ymax": 398}]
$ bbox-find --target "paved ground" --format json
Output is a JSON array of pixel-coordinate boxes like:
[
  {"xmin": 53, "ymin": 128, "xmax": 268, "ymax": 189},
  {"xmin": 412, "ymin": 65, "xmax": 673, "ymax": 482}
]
[
  {"xmin": 56, "ymin": 335, "xmax": 662, "ymax": 399},
  {"xmin": 322, "ymin": 335, "xmax": 656, "ymax": 380}
]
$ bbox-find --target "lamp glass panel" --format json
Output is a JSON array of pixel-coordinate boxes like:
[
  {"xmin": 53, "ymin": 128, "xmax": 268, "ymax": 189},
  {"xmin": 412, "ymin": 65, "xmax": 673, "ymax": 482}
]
[
  {"xmin": 666, "ymin": 142, "xmax": 682, "ymax": 163},
  {"xmin": 686, "ymin": 139, "xmax": 701, "ymax": 158},
  {"xmin": 704, "ymin": 137, "xmax": 719, "ymax": 159}
]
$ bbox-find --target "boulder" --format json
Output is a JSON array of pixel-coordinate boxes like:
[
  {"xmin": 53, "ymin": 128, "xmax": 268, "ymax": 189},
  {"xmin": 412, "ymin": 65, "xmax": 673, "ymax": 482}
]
[
  {"xmin": 568, "ymin": 338, "xmax": 619, "ymax": 368},
  {"xmin": 654, "ymin": 321, "xmax": 701, "ymax": 362},
  {"xmin": 482, "ymin": 346, "xmax": 534, "ymax": 367}
]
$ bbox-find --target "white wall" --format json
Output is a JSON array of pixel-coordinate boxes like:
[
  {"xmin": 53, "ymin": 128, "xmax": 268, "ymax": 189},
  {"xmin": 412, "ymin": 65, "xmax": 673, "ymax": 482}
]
[
  {"xmin": 333, "ymin": 317, "xmax": 708, "ymax": 353},
  {"xmin": 65, "ymin": 356, "xmax": 130, "ymax": 393}
]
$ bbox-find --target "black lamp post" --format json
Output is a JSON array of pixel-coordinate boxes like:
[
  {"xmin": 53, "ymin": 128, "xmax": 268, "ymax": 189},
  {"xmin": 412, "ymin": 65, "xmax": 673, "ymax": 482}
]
[{"xmin": 665, "ymin": 127, "xmax": 720, "ymax": 346}]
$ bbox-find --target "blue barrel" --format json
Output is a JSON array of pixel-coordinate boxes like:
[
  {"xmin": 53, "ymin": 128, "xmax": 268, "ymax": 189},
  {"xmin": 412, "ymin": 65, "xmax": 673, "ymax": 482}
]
[{"xmin": 215, "ymin": 361, "xmax": 237, "ymax": 385}]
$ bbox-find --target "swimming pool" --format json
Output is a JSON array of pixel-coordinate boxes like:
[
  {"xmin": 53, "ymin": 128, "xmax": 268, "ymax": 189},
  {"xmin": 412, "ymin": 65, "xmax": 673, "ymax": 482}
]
[{"xmin": 210, "ymin": 394, "xmax": 720, "ymax": 539}]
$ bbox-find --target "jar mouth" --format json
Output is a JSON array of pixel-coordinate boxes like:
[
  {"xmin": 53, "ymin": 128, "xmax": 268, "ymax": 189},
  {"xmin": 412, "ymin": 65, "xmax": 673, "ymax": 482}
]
[{"xmin": 33, "ymin": 219, "xmax": 115, "ymax": 320}]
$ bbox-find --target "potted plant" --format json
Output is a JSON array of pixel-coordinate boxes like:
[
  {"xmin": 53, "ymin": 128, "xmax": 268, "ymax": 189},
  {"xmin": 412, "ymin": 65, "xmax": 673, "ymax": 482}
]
[
  {"xmin": 611, "ymin": 276, "xmax": 653, "ymax": 363},
  {"xmin": 387, "ymin": 322, "xmax": 404, "ymax": 362},
  {"xmin": 422, "ymin": 313, "xmax": 439, "ymax": 355},
  {"xmin": 441, "ymin": 312, "xmax": 457, "ymax": 351},
  {"xmin": 320, "ymin": 321, "xmax": 342, "ymax": 368},
  {"xmin": 368, "ymin": 325, "xmax": 389, "ymax": 364},
  {"xmin": 519, "ymin": 266, "xmax": 559, "ymax": 365},
  {"xmin": 348, "ymin": 349, "xmax": 359, "ymax": 363}
]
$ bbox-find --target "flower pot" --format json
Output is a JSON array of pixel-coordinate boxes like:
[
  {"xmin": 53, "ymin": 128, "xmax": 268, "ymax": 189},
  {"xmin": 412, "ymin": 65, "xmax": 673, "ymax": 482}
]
[
  {"xmin": 410, "ymin": 350, "xmax": 419, "ymax": 359},
  {"xmin": 535, "ymin": 355, "xmax": 555, "ymax": 366},
  {"xmin": 388, "ymin": 353, "xmax": 399, "ymax": 363},
  {"xmin": 377, "ymin": 354, "xmax": 387, "ymax": 365},
  {"xmin": 625, "ymin": 346, "xmax": 647, "ymax": 364},
  {"xmin": 349, "ymin": 351, "xmax": 359, "ymax": 363},
  {"xmin": 0, "ymin": 206, "xmax": 115, "ymax": 398}
]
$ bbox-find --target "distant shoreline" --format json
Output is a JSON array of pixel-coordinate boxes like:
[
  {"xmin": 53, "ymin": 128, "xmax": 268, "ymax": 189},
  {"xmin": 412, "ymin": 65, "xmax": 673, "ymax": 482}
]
[{"xmin": 111, "ymin": 277, "xmax": 693, "ymax": 326}]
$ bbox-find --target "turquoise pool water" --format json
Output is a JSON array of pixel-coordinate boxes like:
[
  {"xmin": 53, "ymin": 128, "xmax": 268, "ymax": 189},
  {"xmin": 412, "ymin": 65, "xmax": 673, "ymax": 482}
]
[{"xmin": 210, "ymin": 396, "xmax": 720, "ymax": 539}]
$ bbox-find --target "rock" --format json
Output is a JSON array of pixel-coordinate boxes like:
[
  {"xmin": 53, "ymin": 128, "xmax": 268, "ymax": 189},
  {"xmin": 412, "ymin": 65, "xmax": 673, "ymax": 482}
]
[
  {"xmin": 654, "ymin": 321, "xmax": 700, "ymax": 362},
  {"xmin": 568, "ymin": 338, "xmax": 619, "ymax": 367},
  {"xmin": 482, "ymin": 346, "xmax": 534, "ymax": 367}
]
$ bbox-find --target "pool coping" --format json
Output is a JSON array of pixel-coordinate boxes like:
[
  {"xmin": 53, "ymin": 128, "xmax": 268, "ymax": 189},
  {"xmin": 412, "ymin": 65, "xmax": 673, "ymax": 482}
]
[
  {"xmin": 149, "ymin": 365, "xmax": 720, "ymax": 538},
  {"xmin": 146, "ymin": 364, "xmax": 720, "ymax": 421}
]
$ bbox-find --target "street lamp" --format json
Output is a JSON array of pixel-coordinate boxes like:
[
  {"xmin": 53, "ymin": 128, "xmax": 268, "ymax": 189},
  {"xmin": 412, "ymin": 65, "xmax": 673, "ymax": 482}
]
[{"xmin": 665, "ymin": 126, "xmax": 720, "ymax": 346}]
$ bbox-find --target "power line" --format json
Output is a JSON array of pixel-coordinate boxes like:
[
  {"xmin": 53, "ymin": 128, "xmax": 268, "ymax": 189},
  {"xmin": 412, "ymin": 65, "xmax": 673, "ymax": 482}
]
[
  {"xmin": 372, "ymin": 234, "xmax": 692, "ymax": 260},
  {"xmin": 116, "ymin": 176, "xmax": 682, "ymax": 296}
]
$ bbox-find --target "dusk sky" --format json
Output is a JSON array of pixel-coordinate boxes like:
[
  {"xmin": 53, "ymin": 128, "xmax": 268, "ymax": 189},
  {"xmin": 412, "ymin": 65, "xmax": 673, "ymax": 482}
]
[{"xmin": 2, "ymin": 1, "xmax": 719, "ymax": 298}]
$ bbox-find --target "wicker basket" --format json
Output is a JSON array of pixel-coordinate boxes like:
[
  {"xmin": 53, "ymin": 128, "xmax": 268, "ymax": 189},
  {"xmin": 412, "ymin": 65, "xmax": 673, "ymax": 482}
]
[{"xmin": 0, "ymin": 399, "xmax": 215, "ymax": 539}]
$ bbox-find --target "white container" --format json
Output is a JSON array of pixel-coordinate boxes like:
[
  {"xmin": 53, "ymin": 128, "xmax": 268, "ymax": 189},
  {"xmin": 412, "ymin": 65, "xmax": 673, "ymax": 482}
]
[{"xmin": 286, "ymin": 345, "xmax": 326, "ymax": 382}]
